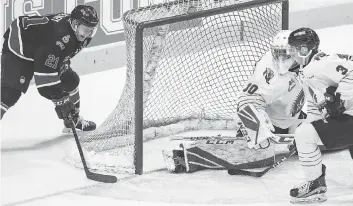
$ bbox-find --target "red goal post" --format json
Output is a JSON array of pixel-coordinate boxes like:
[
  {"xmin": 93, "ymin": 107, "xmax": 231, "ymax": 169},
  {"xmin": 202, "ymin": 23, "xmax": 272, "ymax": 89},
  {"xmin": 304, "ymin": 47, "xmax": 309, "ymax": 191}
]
[{"xmin": 65, "ymin": 0, "xmax": 289, "ymax": 175}]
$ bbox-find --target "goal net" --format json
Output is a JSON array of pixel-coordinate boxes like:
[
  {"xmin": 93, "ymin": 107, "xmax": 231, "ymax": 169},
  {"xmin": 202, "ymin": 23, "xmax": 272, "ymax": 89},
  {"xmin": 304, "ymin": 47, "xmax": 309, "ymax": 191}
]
[{"xmin": 65, "ymin": 0, "xmax": 289, "ymax": 174}]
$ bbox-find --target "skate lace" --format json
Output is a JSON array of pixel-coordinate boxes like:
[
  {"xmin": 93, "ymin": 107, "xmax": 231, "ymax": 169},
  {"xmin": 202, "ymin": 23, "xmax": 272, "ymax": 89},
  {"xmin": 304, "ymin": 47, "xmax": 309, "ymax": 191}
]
[
  {"xmin": 297, "ymin": 180, "xmax": 313, "ymax": 193},
  {"xmin": 77, "ymin": 116, "xmax": 90, "ymax": 128},
  {"xmin": 175, "ymin": 156, "xmax": 186, "ymax": 167}
]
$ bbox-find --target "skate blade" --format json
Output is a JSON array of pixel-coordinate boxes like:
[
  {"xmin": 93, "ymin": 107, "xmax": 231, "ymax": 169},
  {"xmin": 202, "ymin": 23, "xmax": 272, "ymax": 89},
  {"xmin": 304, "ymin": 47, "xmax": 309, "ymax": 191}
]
[
  {"xmin": 61, "ymin": 127, "xmax": 86, "ymax": 134},
  {"xmin": 290, "ymin": 193, "xmax": 327, "ymax": 204},
  {"xmin": 62, "ymin": 127, "xmax": 73, "ymax": 133}
]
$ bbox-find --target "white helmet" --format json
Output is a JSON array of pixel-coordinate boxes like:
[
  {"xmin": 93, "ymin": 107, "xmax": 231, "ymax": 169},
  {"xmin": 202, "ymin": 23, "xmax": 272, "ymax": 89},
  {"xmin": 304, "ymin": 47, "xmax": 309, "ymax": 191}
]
[{"xmin": 270, "ymin": 30, "xmax": 297, "ymax": 74}]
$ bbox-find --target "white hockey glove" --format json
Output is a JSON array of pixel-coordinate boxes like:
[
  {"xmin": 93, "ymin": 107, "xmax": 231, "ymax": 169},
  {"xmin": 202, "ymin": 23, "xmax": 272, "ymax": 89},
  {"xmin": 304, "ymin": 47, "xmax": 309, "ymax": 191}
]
[
  {"xmin": 258, "ymin": 109, "xmax": 275, "ymax": 137},
  {"xmin": 237, "ymin": 104, "xmax": 275, "ymax": 149}
]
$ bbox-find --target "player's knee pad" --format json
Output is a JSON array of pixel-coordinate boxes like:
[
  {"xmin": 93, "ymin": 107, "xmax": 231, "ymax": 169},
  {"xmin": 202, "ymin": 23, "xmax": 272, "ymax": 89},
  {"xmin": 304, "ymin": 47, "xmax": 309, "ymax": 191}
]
[
  {"xmin": 1, "ymin": 87, "xmax": 21, "ymax": 119},
  {"xmin": 60, "ymin": 69, "xmax": 80, "ymax": 92},
  {"xmin": 294, "ymin": 123, "xmax": 321, "ymax": 146},
  {"xmin": 288, "ymin": 118, "xmax": 305, "ymax": 134}
]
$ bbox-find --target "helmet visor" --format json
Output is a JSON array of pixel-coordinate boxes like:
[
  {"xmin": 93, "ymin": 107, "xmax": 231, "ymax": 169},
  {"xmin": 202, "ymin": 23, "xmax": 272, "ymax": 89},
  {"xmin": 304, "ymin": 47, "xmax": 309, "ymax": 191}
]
[
  {"xmin": 288, "ymin": 45, "xmax": 312, "ymax": 65},
  {"xmin": 271, "ymin": 48, "xmax": 291, "ymax": 60},
  {"xmin": 74, "ymin": 23, "xmax": 98, "ymax": 41},
  {"xmin": 271, "ymin": 48, "xmax": 296, "ymax": 74}
]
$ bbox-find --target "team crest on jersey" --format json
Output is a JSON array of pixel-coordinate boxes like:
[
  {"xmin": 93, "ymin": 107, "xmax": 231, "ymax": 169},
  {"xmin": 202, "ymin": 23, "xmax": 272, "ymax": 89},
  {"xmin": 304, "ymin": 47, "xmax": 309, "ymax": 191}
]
[
  {"xmin": 20, "ymin": 76, "xmax": 25, "ymax": 84},
  {"xmin": 263, "ymin": 68, "xmax": 274, "ymax": 84},
  {"xmin": 288, "ymin": 79, "xmax": 296, "ymax": 92},
  {"xmin": 62, "ymin": 35, "xmax": 70, "ymax": 43}
]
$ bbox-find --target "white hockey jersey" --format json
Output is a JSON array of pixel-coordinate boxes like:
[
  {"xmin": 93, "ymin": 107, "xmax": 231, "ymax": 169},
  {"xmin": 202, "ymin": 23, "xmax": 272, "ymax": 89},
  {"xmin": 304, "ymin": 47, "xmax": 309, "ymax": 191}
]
[
  {"xmin": 237, "ymin": 51, "xmax": 305, "ymax": 129},
  {"xmin": 303, "ymin": 52, "xmax": 353, "ymax": 122}
]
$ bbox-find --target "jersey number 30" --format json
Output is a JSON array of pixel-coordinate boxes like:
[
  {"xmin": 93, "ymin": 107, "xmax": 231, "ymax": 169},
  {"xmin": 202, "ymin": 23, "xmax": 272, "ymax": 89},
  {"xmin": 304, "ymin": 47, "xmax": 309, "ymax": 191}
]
[{"xmin": 243, "ymin": 83, "xmax": 258, "ymax": 94}]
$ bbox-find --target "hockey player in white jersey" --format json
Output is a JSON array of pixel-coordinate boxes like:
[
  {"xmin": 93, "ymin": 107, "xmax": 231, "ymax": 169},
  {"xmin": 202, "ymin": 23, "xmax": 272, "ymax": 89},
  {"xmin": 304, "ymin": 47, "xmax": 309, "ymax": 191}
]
[
  {"xmin": 162, "ymin": 30, "xmax": 306, "ymax": 173},
  {"xmin": 237, "ymin": 30, "xmax": 306, "ymax": 148},
  {"xmin": 287, "ymin": 27, "xmax": 353, "ymax": 204}
]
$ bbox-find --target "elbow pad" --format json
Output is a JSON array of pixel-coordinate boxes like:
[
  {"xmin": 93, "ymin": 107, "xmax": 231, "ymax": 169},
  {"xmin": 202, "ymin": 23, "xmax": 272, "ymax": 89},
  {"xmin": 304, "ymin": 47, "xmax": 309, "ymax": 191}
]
[{"xmin": 60, "ymin": 68, "xmax": 80, "ymax": 92}]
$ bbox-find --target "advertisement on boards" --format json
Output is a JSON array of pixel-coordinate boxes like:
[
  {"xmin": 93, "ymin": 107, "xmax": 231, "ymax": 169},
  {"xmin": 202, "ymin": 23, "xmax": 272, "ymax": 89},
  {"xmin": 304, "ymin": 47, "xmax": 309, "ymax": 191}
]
[{"xmin": 1, "ymin": 0, "xmax": 168, "ymax": 48}]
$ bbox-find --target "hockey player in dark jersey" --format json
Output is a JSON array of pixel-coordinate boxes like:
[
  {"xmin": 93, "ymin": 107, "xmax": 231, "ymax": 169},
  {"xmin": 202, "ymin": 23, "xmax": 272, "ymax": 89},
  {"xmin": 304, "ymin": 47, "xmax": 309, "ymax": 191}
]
[{"xmin": 1, "ymin": 5, "xmax": 98, "ymax": 132}]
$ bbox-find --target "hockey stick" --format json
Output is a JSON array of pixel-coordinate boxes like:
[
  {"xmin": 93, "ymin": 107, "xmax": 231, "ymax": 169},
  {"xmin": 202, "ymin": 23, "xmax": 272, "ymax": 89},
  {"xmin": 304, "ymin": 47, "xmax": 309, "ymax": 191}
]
[
  {"xmin": 227, "ymin": 146, "xmax": 297, "ymax": 177},
  {"xmin": 69, "ymin": 115, "xmax": 117, "ymax": 183},
  {"xmin": 170, "ymin": 134, "xmax": 295, "ymax": 145},
  {"xmin": 170, "ymin": 135, "xmax": 236, "ymax": 141},
  {"xmin": 314, "ymin": 98, "xmax": 353, "ymax": 159}
]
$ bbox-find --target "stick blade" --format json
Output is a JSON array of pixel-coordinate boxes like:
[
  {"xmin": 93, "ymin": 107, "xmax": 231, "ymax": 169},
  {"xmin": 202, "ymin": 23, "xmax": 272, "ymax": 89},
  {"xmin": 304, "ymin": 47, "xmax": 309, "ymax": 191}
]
[
  {"xmin": 228, "ymin": 147, "xmax": 297, "ymax": 177},
  {"xmin": 87, "ymin": 172, "xmax": 118, "ymax": 183},
  {"xmin": 227, "ymin": 169, "xmax": 265, "ymax": 177}
]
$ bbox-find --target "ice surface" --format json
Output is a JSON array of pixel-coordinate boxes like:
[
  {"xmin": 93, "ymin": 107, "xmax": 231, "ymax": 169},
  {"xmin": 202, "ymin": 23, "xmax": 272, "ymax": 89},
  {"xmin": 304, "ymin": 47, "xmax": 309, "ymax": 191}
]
[{"xmin": 2, "ymin": 24, "xmax": 353, "ymax": 206}]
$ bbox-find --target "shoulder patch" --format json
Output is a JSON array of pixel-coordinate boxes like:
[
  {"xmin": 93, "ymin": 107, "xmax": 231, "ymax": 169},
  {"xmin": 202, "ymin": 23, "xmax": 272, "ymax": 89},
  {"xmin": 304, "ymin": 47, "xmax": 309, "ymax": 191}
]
[
  {"xmin": 313, "ymin": 52, "xmax": 329, "ymax": 61},
  {"xmin": 288, "ymin": 79, "xmax": 296, "ymax": 92},
  {"xmin": 263, "ymin": 67, "xmax": 274, "ymax": 84},
  {"xmin": 62, "ymin": 35, "xmax": 70, "ymax": 44}
]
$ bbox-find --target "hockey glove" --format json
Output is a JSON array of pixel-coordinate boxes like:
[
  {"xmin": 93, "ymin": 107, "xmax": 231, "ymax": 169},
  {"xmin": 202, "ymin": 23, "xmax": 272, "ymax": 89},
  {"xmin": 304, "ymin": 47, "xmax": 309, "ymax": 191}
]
[
  {"xmin": 237, "ymin": 104, "xmax": 275, "ymax": 149},
  {"xmin": 52, "ymin": 96, "xmax": 76, "ymax": 120},
  {"xmin": 324, "ymin": 86, "xmax": 345, "ymax": 118}
]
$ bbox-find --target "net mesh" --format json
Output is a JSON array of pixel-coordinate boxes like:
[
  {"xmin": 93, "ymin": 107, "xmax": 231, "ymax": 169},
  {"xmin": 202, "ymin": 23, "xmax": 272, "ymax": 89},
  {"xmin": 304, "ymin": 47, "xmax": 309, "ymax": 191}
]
[{"xmin": 65, "ymin": 0, "xmax": 285, "ymax": 174}]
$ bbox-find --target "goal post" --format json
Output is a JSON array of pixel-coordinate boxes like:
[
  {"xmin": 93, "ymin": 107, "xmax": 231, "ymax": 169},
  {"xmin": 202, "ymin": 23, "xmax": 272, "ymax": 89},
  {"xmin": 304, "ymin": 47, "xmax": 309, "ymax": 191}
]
[
  {"xmin": 65, "ymin": 0, "xmax": 289, "ymax": 175},
  {"xmin": 133, "ymin": 0, "xmax": 289, "ymax": 174}
]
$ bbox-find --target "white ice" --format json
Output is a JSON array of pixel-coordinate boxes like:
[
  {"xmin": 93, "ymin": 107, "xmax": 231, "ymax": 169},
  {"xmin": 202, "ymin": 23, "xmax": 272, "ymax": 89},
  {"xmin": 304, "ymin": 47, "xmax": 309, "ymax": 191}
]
[{"xmin": 2, "ymin": 21, "xmax": 353, "ymax": 206}]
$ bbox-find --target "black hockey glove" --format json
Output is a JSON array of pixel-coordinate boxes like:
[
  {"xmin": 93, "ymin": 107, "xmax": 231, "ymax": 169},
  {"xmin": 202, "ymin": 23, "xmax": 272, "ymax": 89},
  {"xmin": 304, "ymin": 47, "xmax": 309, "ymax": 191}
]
[
  {"xmin": 324, "ymin": 86, "xmax": 345, "ymax": 118},
  {"xmin": 52, "ymin": 96, "xmax": 76, "ymax": 120}
]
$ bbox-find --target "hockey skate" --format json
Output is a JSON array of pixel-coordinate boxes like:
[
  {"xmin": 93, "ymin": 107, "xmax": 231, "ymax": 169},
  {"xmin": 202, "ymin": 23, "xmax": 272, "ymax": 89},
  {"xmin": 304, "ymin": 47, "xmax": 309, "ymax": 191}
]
[
  {"xmin": 62, "ymin": 115, "xmax": 96, "ymax": 133},
  {"xmin": 290, "ymin": 164, "xmax": 327, "ymax": 204},
  {"xmin": 162, "ymin": 149, "xmax": 186, "ymax": 173}
]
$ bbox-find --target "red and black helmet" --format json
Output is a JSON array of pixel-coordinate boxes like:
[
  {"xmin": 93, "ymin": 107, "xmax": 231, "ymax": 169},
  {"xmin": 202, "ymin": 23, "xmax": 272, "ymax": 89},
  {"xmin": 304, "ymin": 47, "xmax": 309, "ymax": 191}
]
[
  {"xmin": 70, "ymin": 5, "xmax": 99, "ymax": 27},
  {"xmin": 288, "ymin": 28, "xmax": 320, "ymax": 52}
]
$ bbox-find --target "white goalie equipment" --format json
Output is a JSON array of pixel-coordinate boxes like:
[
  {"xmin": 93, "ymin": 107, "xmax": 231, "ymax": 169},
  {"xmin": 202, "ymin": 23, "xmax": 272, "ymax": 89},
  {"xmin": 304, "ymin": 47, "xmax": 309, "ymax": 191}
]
[{"xmin": 237, "ymin": 104, "xmax": 275, "ymax": 148}]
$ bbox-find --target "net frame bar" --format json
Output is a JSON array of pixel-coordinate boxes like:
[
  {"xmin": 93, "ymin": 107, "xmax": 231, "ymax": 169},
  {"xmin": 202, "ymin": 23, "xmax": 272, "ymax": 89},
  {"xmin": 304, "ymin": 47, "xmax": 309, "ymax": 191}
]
[{"xmin": 127, "ymin": 0, "xmax": 289, "ymax": 175}]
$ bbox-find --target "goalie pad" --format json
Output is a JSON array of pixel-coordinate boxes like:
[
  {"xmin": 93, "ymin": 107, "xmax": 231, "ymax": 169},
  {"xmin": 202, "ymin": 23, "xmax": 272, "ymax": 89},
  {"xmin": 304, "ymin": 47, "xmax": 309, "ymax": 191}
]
[
  {"xmin": 237, "ymin": 104, "xmax": 275, "ymax": 148},
  {"xmin": 163, "ymin": 129, "xmax": 275, "ymax": 173}
]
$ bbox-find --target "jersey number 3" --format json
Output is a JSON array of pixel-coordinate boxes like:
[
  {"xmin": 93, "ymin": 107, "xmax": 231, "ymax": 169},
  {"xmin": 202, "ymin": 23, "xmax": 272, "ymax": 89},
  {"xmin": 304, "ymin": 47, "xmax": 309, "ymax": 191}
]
[
  {"xmin": 22, "ymin": 16, "xmax": 49, "ymax": 30},
  {"xmin": 336, "ymin": 65, "xmax": 348, "ymax": 75}
]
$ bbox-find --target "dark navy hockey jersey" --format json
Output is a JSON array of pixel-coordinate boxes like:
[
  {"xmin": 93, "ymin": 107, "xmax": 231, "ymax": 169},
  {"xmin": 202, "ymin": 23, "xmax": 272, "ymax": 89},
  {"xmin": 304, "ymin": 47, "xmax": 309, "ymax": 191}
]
[{"xmin": 2, "ymin": 13, "xmax": 90, "ymax": 100}]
